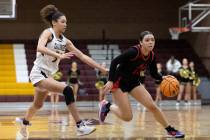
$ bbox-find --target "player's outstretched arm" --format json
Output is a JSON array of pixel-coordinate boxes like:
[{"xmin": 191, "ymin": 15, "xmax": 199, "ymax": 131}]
[{"xmin": 66, "ymin": 39, "xmax": 107, "ymax": 73}]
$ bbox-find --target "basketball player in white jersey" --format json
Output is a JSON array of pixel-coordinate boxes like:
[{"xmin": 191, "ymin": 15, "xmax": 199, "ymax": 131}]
[{"xmin": 16, "ymin": 5, "xmax": 107, "ymax": 139}]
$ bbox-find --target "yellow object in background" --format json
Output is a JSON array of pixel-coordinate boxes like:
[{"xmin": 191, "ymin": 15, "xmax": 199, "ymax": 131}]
[{"xmin": 0, "ymin": 44, "xmax": 34, "ymax": 95}]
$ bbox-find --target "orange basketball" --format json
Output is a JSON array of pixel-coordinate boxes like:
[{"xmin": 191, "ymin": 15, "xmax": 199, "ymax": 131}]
[{"xmin": 160, "ymin": 75, "xmax": 180, "ymax": 97}]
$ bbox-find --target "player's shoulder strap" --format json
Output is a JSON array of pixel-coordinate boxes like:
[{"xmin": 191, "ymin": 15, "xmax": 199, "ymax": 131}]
[
  {"xmin": 150, "ymin": 51, "xmax": 155, "ymax": 62},
  {"xmin": 130, "ymin": 45, "xmax": 140, "ymax": 61}
]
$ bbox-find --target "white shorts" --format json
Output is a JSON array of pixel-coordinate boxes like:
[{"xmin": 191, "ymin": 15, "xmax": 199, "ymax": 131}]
[{"xmin": 29, "ymin": 65, "xmax": 52, "ymax": 85}]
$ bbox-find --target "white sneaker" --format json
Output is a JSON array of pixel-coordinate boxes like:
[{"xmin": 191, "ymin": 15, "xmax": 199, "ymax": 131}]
[
  {"xmin": 15, "ymin": 118, "xmax": 30, "ymax": 140},
  {"xmin": 16, "ymin": 127, "xmax": 29, "ymax": 140},
  {"xmin": 77, "ymin": 121, "xmax": 96, "ymax": 136},
  {"xmin": 176, "ymin": 102, "xmax": 180, "ymax": 106}
]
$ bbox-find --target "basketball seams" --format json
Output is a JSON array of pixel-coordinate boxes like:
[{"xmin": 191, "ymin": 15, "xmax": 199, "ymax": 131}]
[
  {"xmin": 169, "ymin": 81, "xmax": 176, "ymax": 97},
  {"xmin": 169, "ymin": 78, "xmax": 180, "ymax": 93},
  {"xmin": 168, "ymin": 82, "xmax": 172, "ymax": 97},
  {"xmin": 160, "ymin": 80, "xmax": 169, "ymax": 96},
  {"xmin": 160, "ymin": 76, "xmax": 179, "ymax": 97}
]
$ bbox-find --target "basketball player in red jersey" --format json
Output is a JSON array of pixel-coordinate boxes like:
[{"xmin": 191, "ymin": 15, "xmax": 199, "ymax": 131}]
[{"xmin": 99, "ymin": 31, "xmax": 185, "ymax": 138}]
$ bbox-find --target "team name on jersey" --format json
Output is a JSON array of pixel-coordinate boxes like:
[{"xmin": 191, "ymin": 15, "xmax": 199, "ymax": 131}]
[{"xmin": 54, "ymin": 42, "xmax": 65, "ymax": 51}]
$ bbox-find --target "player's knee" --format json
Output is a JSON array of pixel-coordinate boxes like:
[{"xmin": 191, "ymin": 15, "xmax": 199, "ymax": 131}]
[
  {"xmin": 122, "ymin": 113, "xmax": 133, "ymax": 121},
  {"xmin": 63, "ymin": 86, "xmax": 75, "ymax": 105}
]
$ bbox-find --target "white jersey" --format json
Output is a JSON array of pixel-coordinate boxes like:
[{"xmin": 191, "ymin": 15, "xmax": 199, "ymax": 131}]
[{"xmin": 34, "ymin": 28, "xmax": 67, "ymax": 74}]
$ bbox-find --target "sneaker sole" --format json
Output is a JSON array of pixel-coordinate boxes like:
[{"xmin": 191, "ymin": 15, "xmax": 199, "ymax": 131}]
[
  {"xmin": 166, "ymin": 134, "xmax": 185, "ymax": 138},
  {"xmin": 77, "ymin": 127, "xmax": 96, "ymax": 136}
]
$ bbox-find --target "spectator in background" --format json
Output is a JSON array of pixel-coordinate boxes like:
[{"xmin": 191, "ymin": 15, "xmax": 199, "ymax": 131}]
[
  {"xmin": 176, "ymin": 58, "xmax": 191, "ymax": 106},
  {"xmin": 67, "ymin": 61, "xmax": 80, "ymax": 101},
  {"xmin": 49, "ymin": 70, "xmax": 63, "ymax": 106},
  {"xmin": 166, "ymin": 56, "xmax": 181, "ymax": 78},
  {"xmin": 95, "ymin": 62, "xmax": 108, "ymax": 101},
  {"xmin": 155, "ymin": 63, "xmax": 165, "ymax": 105},
  {"xmin": 189, "ymin": 61, "xmax": 201, "ymax": 105}
]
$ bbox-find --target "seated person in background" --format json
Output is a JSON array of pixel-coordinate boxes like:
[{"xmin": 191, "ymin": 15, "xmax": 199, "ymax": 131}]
[
  {"xmin": 67, "ymin": 61, "xmax": 80, "ymax": 100},
  {"xmin": 155, "ymin": 63, "xmax": 165, "ymax": 105},
  {"xmin": 95, "ymin": 62, "xmax": 108, "ymax": 101},
  {"xmin": 166, "ymin": 56, "xmax": 181, "ymax": 78},
  {"xmin": 49, "ymin": 70, "xmax": 63, "ymax": 106}
]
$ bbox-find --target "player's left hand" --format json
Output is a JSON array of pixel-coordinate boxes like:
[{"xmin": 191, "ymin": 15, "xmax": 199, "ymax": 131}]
[{"xmin": 102, "ymin": 81, "xmax": 113, "ymax": 94}]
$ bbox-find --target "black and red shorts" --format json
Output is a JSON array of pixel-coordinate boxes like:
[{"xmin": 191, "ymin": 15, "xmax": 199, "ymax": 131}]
[{"xmin": 112, "ymin": 75, "xmax": 141, "ymax": 93}]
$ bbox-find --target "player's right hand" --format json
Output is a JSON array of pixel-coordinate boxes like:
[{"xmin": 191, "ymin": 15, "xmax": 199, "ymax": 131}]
[{"xmin": 59, "ymin": 52, "xmax": 75, "ymax": 60}]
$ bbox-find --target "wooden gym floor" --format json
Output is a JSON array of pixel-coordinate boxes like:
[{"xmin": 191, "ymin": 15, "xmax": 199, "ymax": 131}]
[{"xmin": 0, "ymin": 102, "xmax": 209, "ymax": 140}]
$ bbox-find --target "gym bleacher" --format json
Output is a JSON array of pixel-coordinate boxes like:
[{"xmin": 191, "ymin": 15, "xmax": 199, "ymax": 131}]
[{"xmin": 1, "ymin": 39, "xmax": 207, "ymax": 101}]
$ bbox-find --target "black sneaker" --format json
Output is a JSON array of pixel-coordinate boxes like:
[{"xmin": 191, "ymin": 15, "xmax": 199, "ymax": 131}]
[{"xmin": 167, "ymin": 127, "xmax": 185, "ymax": 138}]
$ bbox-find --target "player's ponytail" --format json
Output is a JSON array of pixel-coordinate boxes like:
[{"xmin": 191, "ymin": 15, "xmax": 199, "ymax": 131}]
[{"xmin": 40, "ymin": 4, "xmax": 64, "ymax": 26}]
